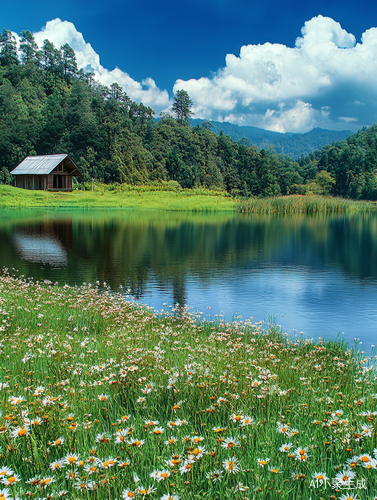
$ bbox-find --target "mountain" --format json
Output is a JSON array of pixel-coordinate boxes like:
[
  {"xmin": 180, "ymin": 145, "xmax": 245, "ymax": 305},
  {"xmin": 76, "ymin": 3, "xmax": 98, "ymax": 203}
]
[{"xmin": 190, "ymin": 119, "xmax": 352, "ymax": 160}]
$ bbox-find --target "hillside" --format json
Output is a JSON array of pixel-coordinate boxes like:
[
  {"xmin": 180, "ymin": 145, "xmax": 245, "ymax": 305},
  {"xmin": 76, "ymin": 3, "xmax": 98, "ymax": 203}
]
[
  {"xmin": 0, "ymin": 27, "xmax": 376, "ymax": 199},
  {"xmin": 190, "ymin": 119, "xmax": 352, "ymax": 159}
]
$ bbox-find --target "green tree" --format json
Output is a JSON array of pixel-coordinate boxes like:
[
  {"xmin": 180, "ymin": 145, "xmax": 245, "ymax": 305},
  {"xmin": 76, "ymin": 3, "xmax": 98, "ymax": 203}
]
[
  {"xmin": 171, "ymin": 89, "xmax": 193, "ymax": 125},
  {"xmin": 19, "ymin": 30, "xmax": 40, "ymax": 65},
  {"xmin": 61, "ymin": 43, "xmax": 78, "ymax": 82},
  {"xmin": 0, "ymin": 28, "xmax": 19, "ymax": 66},
  {"xmin": 316, "ymin": 170, "xmax": 336, "ymax": 195}
]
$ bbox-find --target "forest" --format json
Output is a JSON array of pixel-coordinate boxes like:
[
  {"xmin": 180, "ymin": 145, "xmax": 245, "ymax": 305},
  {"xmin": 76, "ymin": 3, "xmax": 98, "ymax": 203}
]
[{"xmin": 0, "ymin": 28, "xmax": 377, "ymax": 199}]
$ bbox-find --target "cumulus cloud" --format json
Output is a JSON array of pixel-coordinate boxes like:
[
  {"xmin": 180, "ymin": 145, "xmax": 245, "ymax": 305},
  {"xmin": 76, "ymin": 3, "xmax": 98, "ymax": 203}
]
[
  {"xmin": 32, "ymin": 19, "xmax": 170, "ymax": 112},
  {"xmin": 173, "ymin": 15, "xmax": 377, "ymax": 132}
]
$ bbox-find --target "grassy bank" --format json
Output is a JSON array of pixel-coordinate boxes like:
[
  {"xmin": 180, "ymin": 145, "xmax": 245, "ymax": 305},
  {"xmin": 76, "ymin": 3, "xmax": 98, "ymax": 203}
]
[
  {"xmin": 2, "ymin": 186, "xmax": 377, "ymax": 214},
  {"xmin": 236, "ymin": 195, "xmax": 377, "ymax": 213},
  {"xmin": 0, "ymin": 271, "xmax": 376, "ymax": 499},
  {"xmin": 0, "ymin": 185, "xmax": 235, "ymax": 211}
]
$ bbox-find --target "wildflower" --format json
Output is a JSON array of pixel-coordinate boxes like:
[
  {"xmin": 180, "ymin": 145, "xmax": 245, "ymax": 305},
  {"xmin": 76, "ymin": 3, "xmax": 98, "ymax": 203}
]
[
  {"xmin": 188, "ymin": 446, "xmax": 206, "ymax": 460},
  {"xmin": 191, "ymin": 435, "xmax": 204, "ymax": 444},
  {"xmin": 135, "ymin": 485, "xmax": 156, "ymax": 495},
  {"xmin": 276, "ymin": 422, "xmax": 290, "ymax": 434},
  {"xmin": 127, "ymin": 438, "xmax": 145, "ymax": 447},
  {"xmin": 230, "ymin": 413, "xmax": 243, "ymax": 423},
  {"xmin": 361, "ymin": 425, "xmax": 372, "ymax": 437},
  {"xmin": 279, "ymin": 443, "xmax": 293, "ymax": 452},
  {"xmin": 63, "ymin": 453, "xmax": 80, "ymax": 465},
  {"xmin": 160, "ymin": 495, "xmax": 180, "ymax": 500},
  {"xmin": 145, "ymin": 419, "xmax": 159, "ymax": 426},
  {"xmin": 40, "ymin": 476, "xmax": 56, "ymax": 488},
  {"xmin": 10, "ymin": 425, "xmax": 30, "ymax": 439},
  {"xmin": 206, "ymin": 469, "xmax": 223, "ymax": 482},
  {"xmin": 52, "ymin": 436, "xmax": 65, "ymax": 447},
  {"xmin": 114, "ymin": 429, "xmax": 130, "ymax": 443},
  {"xmin": 240, "ymin": 415, "xmax": 255, "ymax": 426},
  {"xmin": 223, "ymin": 457, "xmax": 240, "ymax": 473},
  {"xmin": 269, "ymin": 466, "xmax": 282, "ymax": 474},
  {"xmin": 151, "ymin": 426, "xmax": 164, "ymax": 435},
  {"xmin": 84, "ymin": 463, "xmax": 100, "ymax": 475},
  {"xmin": 101, "ymin": 457, "xmax": 118, "ymax": 468},
  {"xmin": 137, "ymin": 397, "xmax": 146, "ymax": 403},
  {"xmin": 221, "ymin": 437, "xmax": 240, "ymax": 449},
  {"xmin": 8, "ymin": 395, "xmax": 25, "ymax": 405},
  {"xmin": 122, "ymin": 489, "xmax": 136, "ymax": 498},
  {"xmin": 179, "ymin": 460, "xmax": 194, "ymax": 474},
  {"xmin": 164, "ymin": 437, "xmax": 177, "ymax": 445},
  {"xmin": 345, "ymin": 456, "xmax": 359, "ymax": 468},
  {"xmin": 49, "ymin": 460, "xmax": 65, "ymax": 471},
  {"xmin": 117, "ymin": 414, "xmax": 130, "ymax": 423},
  {"xmin": 65, "ymin": 470, "xmax": 80, "ymax": 480},
  {"xmin": 150, "ymin": 470, "xmax": 170, "ymax": 482},
  {"xmin": 294, "ymin": 447, "xmax": 310, "ymax": 461},
  {"xmin": 334, "ymin": 469, "xmax": 355, "ymax": 485},
  {"xmin": 0, "ymin": 468, "xmax": 13, "ymax": 478},
  {"xmin": 312, "ymin": 472, "xmax": 329, "ymax": 481},
  {"xmin": 0, "ymin": 488, "xmax": 11, "ymax": 500},
  {"xmin": 257, "ymin": 458, "xmax": 270, "ymax": 467},
  {"xmin": 95, "ymin": 432, "xmax": 112, "ymax": 443},
  {"xmin": 358, "ymin": 453, "xmax": 372, "ymax": 465},
  {"xmin": 98, "ymin": 393, "xmax": 109, "ymax": 401},
  {"xmin": 1, "ymin": 475, "xmax": 20, "ymax": 486}
]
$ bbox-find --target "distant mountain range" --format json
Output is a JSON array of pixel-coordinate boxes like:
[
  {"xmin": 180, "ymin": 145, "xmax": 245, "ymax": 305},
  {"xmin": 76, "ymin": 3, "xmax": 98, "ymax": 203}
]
[{"xmin": 190, "ymin": 119, "xmax": 352, "ymax": 160}]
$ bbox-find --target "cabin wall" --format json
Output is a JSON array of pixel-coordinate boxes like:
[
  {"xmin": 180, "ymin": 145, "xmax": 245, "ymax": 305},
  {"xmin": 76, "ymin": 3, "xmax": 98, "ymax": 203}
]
[
  {"xmin": 15, "ymin": 175, "xmax": 47, "ymax": 190},
  {"xmin": 15, "ymin": 174, "xmax": 74, "ymax": 191}
]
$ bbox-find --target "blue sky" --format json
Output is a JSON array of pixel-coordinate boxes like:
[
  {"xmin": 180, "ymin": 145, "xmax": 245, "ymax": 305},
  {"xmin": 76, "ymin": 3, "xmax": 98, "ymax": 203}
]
[{"xmin": 2, "ymin": 0, "xmax": 377, "ymax": 132}]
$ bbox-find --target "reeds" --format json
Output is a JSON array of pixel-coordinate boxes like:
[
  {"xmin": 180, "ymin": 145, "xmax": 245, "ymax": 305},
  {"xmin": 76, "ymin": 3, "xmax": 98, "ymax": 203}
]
[{"xmin": 236, "ymin": 195, "xmax": 376, "ymax": 214}]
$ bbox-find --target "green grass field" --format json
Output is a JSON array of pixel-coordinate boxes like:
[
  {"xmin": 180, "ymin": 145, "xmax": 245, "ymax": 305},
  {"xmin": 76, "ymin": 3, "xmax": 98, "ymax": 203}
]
[
  {"xmin": 1, "ymin": 185, "xmax": 376, "ymax": 213},
  {"xmin": 0, "ymin": 185, "xmax": 235, "ymax": 212},
  {"xmin": 0, "ymin": 271, "xmax": 376, "ymax": 499}
]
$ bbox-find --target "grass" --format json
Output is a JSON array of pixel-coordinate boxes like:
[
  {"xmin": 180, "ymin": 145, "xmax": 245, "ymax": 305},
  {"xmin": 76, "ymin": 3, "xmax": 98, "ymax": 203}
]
[
  {"xmin": 0, "ymin": 185, "xmax": 235, "ymax": 212},
  {"xmin": 0, "ymin": 271, "xmax": 377, "ymax": 499},
  {"xmin": 2, "ymin": 186, "xmax": 376, "ymax": 214},
  {"xmin": 236, "ymin": 195, "xmax": 377, "ymax": 213}
]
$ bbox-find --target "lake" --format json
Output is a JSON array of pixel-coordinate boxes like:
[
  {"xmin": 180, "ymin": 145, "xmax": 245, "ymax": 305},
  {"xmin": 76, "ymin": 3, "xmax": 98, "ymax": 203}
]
[{"xmin": 1, "ymin": 208, "xmax": 376, "ymax": 350}]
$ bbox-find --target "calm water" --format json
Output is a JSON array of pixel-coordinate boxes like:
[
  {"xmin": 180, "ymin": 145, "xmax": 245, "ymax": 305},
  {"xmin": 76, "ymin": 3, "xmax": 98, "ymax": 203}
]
[{"xmin": 1, "ymin": 208, "xmax": 376, "ymax": 350}]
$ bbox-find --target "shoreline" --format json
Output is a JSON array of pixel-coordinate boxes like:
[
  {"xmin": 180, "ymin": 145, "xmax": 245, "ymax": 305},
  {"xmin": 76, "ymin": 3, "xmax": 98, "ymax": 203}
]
[{"xmin": 1, "ymin": 185, "xmax": 376, "ymax": 212}]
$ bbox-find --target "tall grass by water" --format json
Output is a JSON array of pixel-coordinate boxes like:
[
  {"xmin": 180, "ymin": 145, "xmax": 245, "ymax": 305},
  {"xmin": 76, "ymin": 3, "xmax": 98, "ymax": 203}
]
[
  {"xmin": 236, "ymin": 195, "xmax": 376, "ymax": 214},
  {"xmin": 1, "ymin": 270, "xmax": 377, "ymax": 499}
]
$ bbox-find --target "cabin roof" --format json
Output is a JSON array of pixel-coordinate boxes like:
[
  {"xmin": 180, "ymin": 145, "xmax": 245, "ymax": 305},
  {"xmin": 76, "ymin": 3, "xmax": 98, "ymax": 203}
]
[{"xmin": 10, "ymin": 154, "xmax": 80, "ymax": 176}]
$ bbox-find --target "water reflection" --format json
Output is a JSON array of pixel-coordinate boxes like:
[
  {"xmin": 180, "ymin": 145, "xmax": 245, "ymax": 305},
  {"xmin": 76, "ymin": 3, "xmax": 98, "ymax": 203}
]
[
  {"xmin": 13, "ymin": 234, "xmax": 68, "ymax": 267},
  {"xmin": 0, "ymin": 208, "xmax": 376, "ymax": 347}
]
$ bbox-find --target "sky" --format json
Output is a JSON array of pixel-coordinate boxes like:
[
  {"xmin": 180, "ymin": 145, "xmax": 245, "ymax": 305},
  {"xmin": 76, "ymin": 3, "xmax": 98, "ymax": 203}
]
[{"xmin": 2, "ymin": 0, "xmax": 377, "ymax": 133}]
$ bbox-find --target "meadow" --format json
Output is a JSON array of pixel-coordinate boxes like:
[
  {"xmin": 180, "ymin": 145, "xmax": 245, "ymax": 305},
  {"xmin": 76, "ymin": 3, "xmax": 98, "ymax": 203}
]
[
  {"xmin": 0, "ymin": 185, "xmax": 234, "ymax": 212},
  {"xmin": 0, "ymin": 270, "xmax": 376, "ymax": 499},
  {"xmin": 1, "ymin": 184, "xmax": 376, "ymax": 214}
]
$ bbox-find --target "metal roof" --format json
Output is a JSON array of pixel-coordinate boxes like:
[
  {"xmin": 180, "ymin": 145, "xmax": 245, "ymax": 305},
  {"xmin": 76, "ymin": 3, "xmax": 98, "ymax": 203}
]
[{"xmin": 11, "ymin": 154, "xmax": 70, "ymax": 175}]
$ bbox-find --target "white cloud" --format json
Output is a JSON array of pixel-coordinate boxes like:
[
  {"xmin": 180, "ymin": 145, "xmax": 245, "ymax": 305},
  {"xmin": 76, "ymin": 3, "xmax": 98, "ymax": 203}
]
[
  {"xmin": 32, "ymin": 19, "xmax": 170, "ymax": 112},
  {"xmin": 173, "ymin": 15, "xmax": 377, "ymax": 132}
]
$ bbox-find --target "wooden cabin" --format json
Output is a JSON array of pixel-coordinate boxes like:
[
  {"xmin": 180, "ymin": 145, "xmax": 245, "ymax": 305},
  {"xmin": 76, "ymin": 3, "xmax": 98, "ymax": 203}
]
[{"xmin": 10, "ymin": 154, "xmax": 81, "ymax": 191}]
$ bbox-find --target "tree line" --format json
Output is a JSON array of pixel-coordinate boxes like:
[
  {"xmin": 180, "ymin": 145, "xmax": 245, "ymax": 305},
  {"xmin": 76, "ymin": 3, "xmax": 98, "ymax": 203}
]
[{"xmin": 0, "ymin": 28, "xmax": 377, "ymax": 199}]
